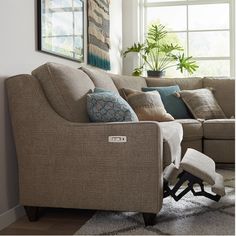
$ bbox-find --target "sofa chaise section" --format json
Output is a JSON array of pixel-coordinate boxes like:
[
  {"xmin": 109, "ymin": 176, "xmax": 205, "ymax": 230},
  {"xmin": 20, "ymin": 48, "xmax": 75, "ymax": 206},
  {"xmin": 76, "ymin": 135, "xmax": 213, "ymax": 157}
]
[{"xmin": 145, "ymin": 76, "xmax": 235, "ymax": 163}]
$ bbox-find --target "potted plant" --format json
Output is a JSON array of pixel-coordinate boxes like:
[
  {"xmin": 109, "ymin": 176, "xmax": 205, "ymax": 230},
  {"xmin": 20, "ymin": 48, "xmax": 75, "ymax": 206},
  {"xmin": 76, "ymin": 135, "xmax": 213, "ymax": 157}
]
[{"xmin": 123, "ymin": 24, "xmax": 198, "ymax": 77}]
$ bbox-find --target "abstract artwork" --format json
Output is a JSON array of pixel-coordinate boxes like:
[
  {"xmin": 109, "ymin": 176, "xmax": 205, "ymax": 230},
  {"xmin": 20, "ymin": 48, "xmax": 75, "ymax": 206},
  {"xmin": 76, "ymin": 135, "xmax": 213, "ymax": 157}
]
[{"xmin": 87, "ymin": 0, "xmax": 111, "ymax": 70}]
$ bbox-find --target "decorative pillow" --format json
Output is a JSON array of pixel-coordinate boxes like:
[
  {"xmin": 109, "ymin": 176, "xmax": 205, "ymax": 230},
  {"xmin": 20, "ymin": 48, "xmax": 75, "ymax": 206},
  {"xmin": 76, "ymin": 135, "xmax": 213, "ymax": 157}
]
[
  {"xmin": 176, "ymin": 88, "xmax": 227, "ymax": 120},
  {"xmin": 121, "ymin": 88, "xmax": 174, "ymax": 122},
  {"xmin": 93, "ymin": 87, "xmax": 112, "ymax": 93},
  {"xmin": 87, "ymin": 91, "xmax": 139, "ymax": 122},
  {"xmin": 142, "ymin": 86, "xmax": 192, "ymax": 119}
]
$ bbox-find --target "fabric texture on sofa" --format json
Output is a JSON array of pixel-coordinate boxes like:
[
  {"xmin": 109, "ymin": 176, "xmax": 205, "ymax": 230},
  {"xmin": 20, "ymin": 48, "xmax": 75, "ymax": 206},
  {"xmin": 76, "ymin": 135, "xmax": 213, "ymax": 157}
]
[
  {"xmin": 174, "ymin": 119, "xmax": 203, "ymax": 141},
  {"xmin": 7, "ymin": 74, "xmax": 164, "ymax": 214},
  {"xmin": 144, "ymin": 76, "xmax": 235, "ymax": 163},
  {"xmin": 32, "ymin": 62, "xmax": 95, "ymax": 122},
  {"xmin": 203, "ymin": 119, "xmax": 235, "ymax": 140},
  {"xmin": 6, "ymin": 62, "xmax": 234, "ymax": 226},
  {"xmin": 80, "ymin": 66, "xmax": 119, "ymax": 94},
  {"xmin": 110, "ymin": 74, "xmax": 147, "ymax": 94},
  {"xmin": 204, "ymin": 140, "xmax": 235, "ymax": 163},
  {"xmin": 146, "ymin": 77, "xmax": 203, "ymax": 90},
  {"xmin": 31, "ymin": 63, "xmax": 183, "ymax": 168},
  {"xmin": 203, "ymin": 77, "xmax": 235, "ymax": 118}
]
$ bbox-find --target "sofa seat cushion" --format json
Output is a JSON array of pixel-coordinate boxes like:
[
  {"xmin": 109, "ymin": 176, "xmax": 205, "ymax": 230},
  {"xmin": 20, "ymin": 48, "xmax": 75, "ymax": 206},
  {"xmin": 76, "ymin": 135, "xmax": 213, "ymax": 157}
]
[
  {"xmin": 203, "ymin": 119, "xmax": 235, "ymax": 140},
  {"xmin": 159, "ymin": 122, "xmax": 183, "ymax": 167},
  {"xmin": 32, "ymin": 62, "xmax": 95, "ymax": 122},
  {"xmin": 174, "ymin": 119, "xmax": 203, "ymax": 141}
]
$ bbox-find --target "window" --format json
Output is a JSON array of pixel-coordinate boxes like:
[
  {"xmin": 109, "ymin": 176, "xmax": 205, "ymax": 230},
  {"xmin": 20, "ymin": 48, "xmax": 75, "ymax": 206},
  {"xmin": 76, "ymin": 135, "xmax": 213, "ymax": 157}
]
[
  {"xmin": 38, "ymin": 0, "xmax": 84, "ymax": 62},
  {"xmin": 141, "ymin": 0, "xmax": 235, "ymax": 77}
]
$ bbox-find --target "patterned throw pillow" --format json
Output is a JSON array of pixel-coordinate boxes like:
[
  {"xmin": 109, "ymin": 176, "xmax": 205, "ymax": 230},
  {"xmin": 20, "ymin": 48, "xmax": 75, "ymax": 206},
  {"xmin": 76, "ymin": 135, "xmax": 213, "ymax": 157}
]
[
  {"xmin": 93, "ymin": 87, "xmax": 111, "ymax": 93},
  {"xmin": 121, "ymin": 88, "xmax": 174, "ymax": 122},
  {"xmin": 176, "ymin": 88, "xmax": 226, "ymax": 120},
  {"xmin": 87, "ymin": 91, "xmax": 139, "ymax": 122},
  {"xmin": 142, "ymin": 86, "xmax": 192, "ymax": 119}
]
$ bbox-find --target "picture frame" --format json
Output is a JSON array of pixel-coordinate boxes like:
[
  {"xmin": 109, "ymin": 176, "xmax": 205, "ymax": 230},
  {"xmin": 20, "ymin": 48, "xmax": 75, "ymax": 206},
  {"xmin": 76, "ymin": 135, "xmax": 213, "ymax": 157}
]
[{"xmin": 37, "ymin": 0, "xmax": 84, "ymax": 62}]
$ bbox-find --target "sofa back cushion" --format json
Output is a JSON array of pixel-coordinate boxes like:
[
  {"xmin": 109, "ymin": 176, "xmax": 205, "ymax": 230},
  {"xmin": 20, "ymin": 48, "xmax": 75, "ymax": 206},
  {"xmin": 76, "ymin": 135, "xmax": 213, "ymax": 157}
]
[
  {"xmin": 203, "ymin": 77, "xmax": 235, "ymax": 118},
  {"xmin": 146, "ymin": 78, "xmax": 203, "ymax": 90},
  {"xmin": 80, "ymin": 66, "xmax": 119, "ymax": 94},
  {"xmin": 32, "ymin": 62, "xmax": 95, "ymax": 122},
  {"xmin": 109, "ymin": 74, "xmax": 147, "ymax": 96}
]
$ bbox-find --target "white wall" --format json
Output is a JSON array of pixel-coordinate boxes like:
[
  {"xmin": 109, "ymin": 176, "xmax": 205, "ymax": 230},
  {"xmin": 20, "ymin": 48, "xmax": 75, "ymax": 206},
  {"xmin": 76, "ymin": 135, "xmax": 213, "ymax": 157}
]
[
  {"xmin": 122, "ymin": 0, "xmax": 139, "ymax": 75},
  {"xmin": 110, "ymin": 0, "xmax": 123, "ymax": 74},
  {"xmin": 0, "ymin": 0, "xmax": 122, "ymax": 227}
]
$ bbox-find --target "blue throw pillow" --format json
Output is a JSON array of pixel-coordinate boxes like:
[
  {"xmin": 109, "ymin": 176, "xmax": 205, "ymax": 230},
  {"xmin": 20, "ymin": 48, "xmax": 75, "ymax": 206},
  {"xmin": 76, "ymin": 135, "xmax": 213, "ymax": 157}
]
[
  {"xmin": 93, "ymin": 87, "xmax": 111, "ymax": 93},
  {"xmin": 142, "ymin": 86, "xmax": 192, "ymax": 119},
  {"xmin": 87, "ymin": 91, "xmax": 139, "ymax": 122}
]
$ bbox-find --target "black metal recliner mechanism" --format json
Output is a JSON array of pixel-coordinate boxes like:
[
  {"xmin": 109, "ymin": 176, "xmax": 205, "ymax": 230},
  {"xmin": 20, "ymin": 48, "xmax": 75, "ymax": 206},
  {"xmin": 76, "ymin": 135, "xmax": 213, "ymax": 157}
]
[
  {"xmin": 163, "ymin": 149, "xmax": 226, "ymax": 202},
  {"xmin": 143, "ymin": 148, "xmax": 226, "ymax": 227}
]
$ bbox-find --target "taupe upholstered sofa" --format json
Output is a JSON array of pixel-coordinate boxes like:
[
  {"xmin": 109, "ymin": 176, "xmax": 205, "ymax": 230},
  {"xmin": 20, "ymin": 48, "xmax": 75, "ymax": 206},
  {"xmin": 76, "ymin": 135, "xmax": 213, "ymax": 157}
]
[
  {"xmin": 148, "ymin": 77, "xmax": 235, "ymax": 163},
  {"xmin": 6, "ymin": 62, "xmax": 235, "ymax": 225},
  {"xmin": 6, "ymin": 62, "xmax": 183, "ymax": 225},
  {"xmin": 110, "ymin": 74, "xmax": 235, "ymax": 163}
]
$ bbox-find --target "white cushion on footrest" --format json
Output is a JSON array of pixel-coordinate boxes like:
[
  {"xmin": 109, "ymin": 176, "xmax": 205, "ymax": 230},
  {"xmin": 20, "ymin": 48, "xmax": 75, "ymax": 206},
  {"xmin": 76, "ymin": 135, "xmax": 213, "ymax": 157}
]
[
  {"xmin": 180, "ymin": 148, "xmax": 216, "ymax": 185},
  {"xmin": 212, "ymin": 173, "xmax": 226, "ymax": 197}
]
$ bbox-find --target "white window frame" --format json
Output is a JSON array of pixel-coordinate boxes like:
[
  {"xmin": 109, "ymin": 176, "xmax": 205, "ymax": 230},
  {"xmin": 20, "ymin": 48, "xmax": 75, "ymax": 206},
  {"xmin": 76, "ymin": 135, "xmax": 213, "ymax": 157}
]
[{"xmin": 139, "ymin": 0, "xmax": 235, "ymax": 77}]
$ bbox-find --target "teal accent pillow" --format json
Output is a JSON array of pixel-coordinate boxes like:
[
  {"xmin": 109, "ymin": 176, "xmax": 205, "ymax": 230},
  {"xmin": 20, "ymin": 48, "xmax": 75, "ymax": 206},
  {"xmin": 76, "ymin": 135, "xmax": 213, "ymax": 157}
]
[
  {"xmin": 142, "ymin": 86, "xmax": 192, "ymax": 119},
  {"xmin": 93, "ymin": 87, "xmax": 111, "ymax": 93},
  {"xmin": 87, "ymin": 91, "xmax": 139, "ymax": 122}
]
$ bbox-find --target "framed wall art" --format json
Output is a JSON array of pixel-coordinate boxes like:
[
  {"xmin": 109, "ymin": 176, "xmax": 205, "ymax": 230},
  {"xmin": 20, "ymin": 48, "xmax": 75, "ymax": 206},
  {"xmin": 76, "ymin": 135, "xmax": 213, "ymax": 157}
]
[{"xmin": 38, "ymin": 0, "xmax": 84, "ymax": 62}]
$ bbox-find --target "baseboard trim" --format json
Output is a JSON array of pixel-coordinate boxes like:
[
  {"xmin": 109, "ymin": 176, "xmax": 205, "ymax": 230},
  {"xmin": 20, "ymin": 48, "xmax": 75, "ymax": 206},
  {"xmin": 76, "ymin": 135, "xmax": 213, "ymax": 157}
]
[{"xmin": 0, "ymin": 205, "xmax": 25, "ymax": 231}]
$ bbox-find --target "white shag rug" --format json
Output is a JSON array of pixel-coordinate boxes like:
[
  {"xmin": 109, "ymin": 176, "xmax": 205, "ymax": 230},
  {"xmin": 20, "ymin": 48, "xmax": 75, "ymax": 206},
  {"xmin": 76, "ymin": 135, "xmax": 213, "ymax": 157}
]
[{"xmin": 75, "ymin": 169, "xmax": 235, "ymax": 235}]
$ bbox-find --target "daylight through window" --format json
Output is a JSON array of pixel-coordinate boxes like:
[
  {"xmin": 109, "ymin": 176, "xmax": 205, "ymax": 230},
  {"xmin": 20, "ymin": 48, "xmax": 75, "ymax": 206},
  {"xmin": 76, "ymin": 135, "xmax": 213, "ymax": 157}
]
[{"xmin": 141, "ymin": 0, "xmax": 235, "ymax": 77}]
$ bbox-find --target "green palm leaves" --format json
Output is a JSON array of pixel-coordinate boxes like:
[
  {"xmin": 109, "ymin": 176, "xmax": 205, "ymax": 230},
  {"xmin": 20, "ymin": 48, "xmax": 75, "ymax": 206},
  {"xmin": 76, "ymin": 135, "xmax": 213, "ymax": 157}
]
[{"xmin": 123, "ymin": 24, "xmax": 198, "ymax": 76}]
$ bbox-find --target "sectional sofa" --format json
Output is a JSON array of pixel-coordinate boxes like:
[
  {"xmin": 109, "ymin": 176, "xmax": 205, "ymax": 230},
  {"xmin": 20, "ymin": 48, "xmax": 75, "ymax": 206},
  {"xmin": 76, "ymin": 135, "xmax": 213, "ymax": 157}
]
[
  {"xmin": 6, "ymin": 62, "xmax": 235, "ymax": 224},
  {"xmin": 110, "ymin": 73, "xmax": 235, "ymax": 163}
]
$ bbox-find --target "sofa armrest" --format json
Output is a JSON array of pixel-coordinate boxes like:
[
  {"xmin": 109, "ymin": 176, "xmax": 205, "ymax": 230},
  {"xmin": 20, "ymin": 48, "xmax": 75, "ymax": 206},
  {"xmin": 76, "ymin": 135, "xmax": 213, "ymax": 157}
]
[{"xmin": 6, "ymin": 75, "xmax": 163, "ymax": 214}]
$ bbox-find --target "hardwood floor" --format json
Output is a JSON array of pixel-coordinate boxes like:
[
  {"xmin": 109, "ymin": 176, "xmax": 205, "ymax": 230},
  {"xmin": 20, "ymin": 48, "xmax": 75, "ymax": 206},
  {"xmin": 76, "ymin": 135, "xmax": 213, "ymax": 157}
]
[{"xmin": 0, "ymin": 208, "xmax": 95, "ymax": 235}]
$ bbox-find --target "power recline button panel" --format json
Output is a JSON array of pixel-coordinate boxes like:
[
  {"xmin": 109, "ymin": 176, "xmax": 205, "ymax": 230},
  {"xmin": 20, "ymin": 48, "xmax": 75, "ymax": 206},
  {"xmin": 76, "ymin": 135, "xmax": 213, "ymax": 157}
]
[{"xmin": 108, "ymin": 136, "xmax": 127, "ymax": 143}]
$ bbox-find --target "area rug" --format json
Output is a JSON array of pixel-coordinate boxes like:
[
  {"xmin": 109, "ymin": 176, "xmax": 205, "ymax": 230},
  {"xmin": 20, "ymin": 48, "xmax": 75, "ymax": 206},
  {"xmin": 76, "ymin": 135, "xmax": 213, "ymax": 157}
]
[{"xmin": 75, "ymin": 169, "xmax": 235, "ymax": 235}]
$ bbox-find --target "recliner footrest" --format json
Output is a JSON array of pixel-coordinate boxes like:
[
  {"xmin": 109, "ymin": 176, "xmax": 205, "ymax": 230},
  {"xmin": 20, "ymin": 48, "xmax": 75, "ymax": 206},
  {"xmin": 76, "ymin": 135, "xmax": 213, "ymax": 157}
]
[
  {"xmin": 164, "ymin": 148, "xmax": 226, "ymax": 202},
  {"xmin": 212, "ymin": 173, "xmax": 226, "ymax": 197}
]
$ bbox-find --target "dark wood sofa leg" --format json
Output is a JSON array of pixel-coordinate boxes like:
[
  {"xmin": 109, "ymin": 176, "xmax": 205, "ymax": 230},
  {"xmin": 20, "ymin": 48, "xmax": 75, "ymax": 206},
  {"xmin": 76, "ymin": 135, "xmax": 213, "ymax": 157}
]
[
  {"xmin": 142, "ymin": 213, "xmax": 156, "ymax": 226},
  {"xmin": 24, "ymin": 206, "xmax": 40, "ymax": 222}
]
